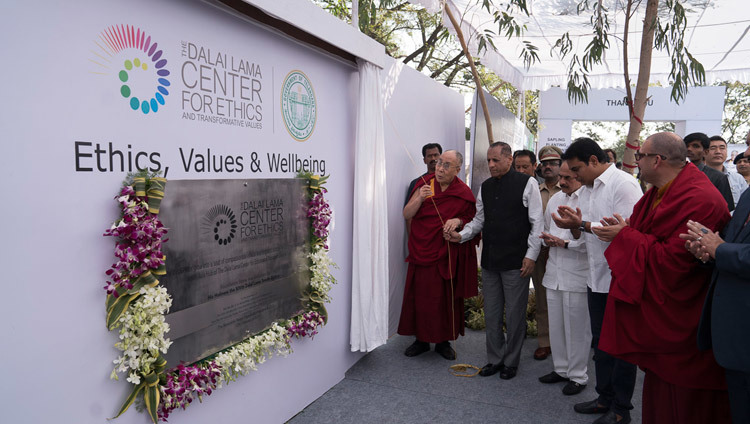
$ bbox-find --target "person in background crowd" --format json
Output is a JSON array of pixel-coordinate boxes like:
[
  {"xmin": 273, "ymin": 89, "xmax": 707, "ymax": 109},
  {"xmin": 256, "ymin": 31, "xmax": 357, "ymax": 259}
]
[
  {"xmin": 604, "ymin": 149, "xmax": 616, "ymax": 164},
  {"xmin": 405, "ymin": 143, "xmax": 442, "ymax": 206},
  {"xmin": 705, "ymin": 135, "xmax": 747, "ymax": 206},
  {"xmin": 537, "ymin": 161, "xmax": 590, "ymax": 396},
  {"xmin": 735, "ymin": 152, "xmax": 750, "ymax": 184},
  {"xmin": 604, "ymin": 148, "xmax": 622, "ymax": 170},
  {"xmin": 684, "ymin": 132, "xmax": 735, "ymax": 211},
  {"xmin": 552, "ymin": 137, "xmax": 643, "ymax": 424},
  {"xmin": 446, "ymin": 142, "xmax": 543, "ymax": 380},
  {"xmin": 682, "ymin": 140, "xmax": 750, "ymax": 423},
  {"xmin": 530, "ymin": 145, "xmax": 564, "ymax": 361},
  {"xmin": 594, "ymin": 132, "xmax": 731, "ymax": 424},
  {"xmin": 399, "ymin": 150, "xmax": 479, "ymax": 360},
  {"xmin": 513, "ymin": 149, "xmax": 538, "ymax": 178}
]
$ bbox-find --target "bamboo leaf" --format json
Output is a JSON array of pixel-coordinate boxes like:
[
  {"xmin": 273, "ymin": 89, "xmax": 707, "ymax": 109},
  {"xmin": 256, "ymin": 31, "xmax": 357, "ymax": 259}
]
[
  {"xmin": 111, "ymin": 383, "xmax": 144, "ymax": 419},
  {"xmin": 107, "ymin": 293, "xmax": 139, "ymax": 330},
  {"xmin": 143, "ymin": 371, "xmax": 161, "ymax": 424}
]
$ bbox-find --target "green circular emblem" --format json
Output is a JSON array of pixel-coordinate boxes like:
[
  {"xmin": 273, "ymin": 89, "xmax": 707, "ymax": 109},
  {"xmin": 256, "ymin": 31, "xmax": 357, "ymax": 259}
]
[{"xmin": 281, "ymin": 70, "xmax": 317, "ymax": 142}]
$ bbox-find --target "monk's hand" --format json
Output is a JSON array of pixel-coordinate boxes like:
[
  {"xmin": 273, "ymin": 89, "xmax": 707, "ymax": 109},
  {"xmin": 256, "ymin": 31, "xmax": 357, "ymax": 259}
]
[
  {"xmin": 684, "ymin": 220, "xmax": 724, "ymax": 260},
  {"xmin": 591, "ymin": 214, "xmax": 627, "ymax": 242},
  {"xmin": 444, "ymin": 230, "xmax": 462, "ymax": 243},
  {"xmin": 443, "ymin": 218, "xmax": 462, "ymax": 234},
  {"xmin": 419, "ymin": 185, "xmax": 433, "ymax": 200},
  {"xmin": 540, "ymin": 231, "xmax": 564, "ymax": 248},
  {"xmin": 552, "ymin": 205, "xmax": 582, "ymax": 229},
  {"xmin": 520, "ymin": 258, "xmax": 535, "ymax": 278}
]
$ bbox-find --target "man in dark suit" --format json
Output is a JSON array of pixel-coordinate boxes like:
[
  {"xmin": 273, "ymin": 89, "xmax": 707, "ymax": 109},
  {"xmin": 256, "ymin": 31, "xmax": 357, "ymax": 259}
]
[{"xmin": 681, "ymin": 142, "xmax": 750, "ymax": 423}]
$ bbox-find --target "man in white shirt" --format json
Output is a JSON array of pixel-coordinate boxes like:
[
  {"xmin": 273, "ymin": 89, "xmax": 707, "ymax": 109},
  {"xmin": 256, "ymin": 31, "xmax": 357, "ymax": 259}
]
[
  {"xmin": 553, "ymin": 138, "xmax": 643, "ymax": 424},
  {"xmin": 445, "ymin": 141, "xmax": 543, "ymax": 380},
  {"xmin": 537, "ymin": 161, "xmax": 591, "ymax": 396}
]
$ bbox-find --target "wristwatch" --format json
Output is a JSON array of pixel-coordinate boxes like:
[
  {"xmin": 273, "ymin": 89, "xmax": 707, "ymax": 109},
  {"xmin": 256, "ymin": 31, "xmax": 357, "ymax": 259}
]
[
  {"xmin": 564, "ymin": 241, "xmax": 569, "ymax": 249},
  {"xmin": 578, "ymin": 220, "xmax": 588, "ymax": 233}
]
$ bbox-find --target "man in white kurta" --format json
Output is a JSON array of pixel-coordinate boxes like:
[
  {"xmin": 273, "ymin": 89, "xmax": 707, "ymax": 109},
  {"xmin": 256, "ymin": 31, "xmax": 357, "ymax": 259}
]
[{"xmin": 537, "ymin": 161, "xmax": 591, "ymax": 396}]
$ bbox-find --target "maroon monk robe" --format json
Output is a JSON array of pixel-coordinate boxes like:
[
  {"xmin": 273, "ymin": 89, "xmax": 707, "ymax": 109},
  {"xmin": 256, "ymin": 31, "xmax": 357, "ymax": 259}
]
[
  {"xmin": 398, "ymin": 174, "xmax": 479, "ymax": 343},
  {"xmin": 600, "ymin": 163, "xmax": 731, "ymax": 422}
]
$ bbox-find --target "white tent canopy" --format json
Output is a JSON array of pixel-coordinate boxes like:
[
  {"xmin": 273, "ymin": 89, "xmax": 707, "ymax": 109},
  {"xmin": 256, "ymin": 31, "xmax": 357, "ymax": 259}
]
[{"xmin": 410, "ymin": 0, "xmax": 750, "ymax": 91}]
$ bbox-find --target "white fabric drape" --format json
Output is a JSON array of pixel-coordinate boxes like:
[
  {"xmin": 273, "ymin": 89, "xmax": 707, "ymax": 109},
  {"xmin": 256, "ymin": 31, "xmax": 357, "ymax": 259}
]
[{"xmin": 350, "ymin": 60, "xmax": 389, "ymax": 352}]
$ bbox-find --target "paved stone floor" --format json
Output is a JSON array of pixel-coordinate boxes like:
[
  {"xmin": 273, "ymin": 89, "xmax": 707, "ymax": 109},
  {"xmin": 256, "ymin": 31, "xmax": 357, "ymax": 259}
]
[{"xmin": 290, "ymin": 329, "xmax": 644, "ymax": 423}]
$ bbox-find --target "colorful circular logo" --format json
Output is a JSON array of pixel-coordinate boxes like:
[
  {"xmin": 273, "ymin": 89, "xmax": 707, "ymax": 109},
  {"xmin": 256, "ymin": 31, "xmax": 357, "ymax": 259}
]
[
  {"xmin": 281, "ymin": 70, "xmax": 317, "ymax": 141},
  {"xmin": 201, "ymin": 205, "xmax": 237, "ymax": 246},
  {"xmin": 92, "ymin": 25, "xmax": 170, "ymax": 114}
]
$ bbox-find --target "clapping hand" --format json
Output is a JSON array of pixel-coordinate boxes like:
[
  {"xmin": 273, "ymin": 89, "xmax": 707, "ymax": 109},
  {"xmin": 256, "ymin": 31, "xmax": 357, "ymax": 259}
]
[
  {"xmin": 591, "ymin": 214, "xmax": 628, "ymax": 242},
  {"xmin": 552, "ymin": 205, "xmax": 583, "ymax": 230}
]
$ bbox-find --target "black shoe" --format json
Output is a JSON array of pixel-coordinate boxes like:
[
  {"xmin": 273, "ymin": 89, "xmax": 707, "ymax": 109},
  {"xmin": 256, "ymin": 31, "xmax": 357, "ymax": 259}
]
[
  {"xmin": 404, "ymin": 340, "xmax": 430, "ymax": 357},
  {"xmin": 573, "ymin": 399, "xmax": 609, "ymax": 414},
  {"xmin": 434, "ymin": 341, "xmax": 456, "ymax": 360},
  {"xmin": 562, "ymin": 381, "xmax": 586, "ymax": 395},
  {"xmin": 592, "ymin": 410, "xmax": 631, "ymax": 424},
  {"xmin": 538, "ymin": 371, "xmax": 569, "ymax": 384},
  {"xmin": 478, "ymin": 363, "xmax": 503, "ymax": 377},
  {"xmin": 499, "ymin": 365, "xmax": 518, "ymax": 380}
]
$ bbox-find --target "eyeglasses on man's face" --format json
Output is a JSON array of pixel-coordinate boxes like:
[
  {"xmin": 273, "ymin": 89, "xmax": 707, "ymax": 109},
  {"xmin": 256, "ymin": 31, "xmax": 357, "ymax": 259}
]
[
  {"xmin": 634, "ymin": 151, "xmax": 666, "ymax": 161},
  {"xmin": 436, "ymin": 160, "xmax": 458, "ymax": 170}
]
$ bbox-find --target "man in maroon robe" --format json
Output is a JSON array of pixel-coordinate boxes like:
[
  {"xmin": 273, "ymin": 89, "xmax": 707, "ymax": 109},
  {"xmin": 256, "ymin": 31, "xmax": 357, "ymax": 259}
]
[
  {"xmin": 591, "ymin": 132, "xmax": 732, "ymax": 424},
  {"xmin": 399, "ymin": 149, "xmax": 479, "ymax": 360}
]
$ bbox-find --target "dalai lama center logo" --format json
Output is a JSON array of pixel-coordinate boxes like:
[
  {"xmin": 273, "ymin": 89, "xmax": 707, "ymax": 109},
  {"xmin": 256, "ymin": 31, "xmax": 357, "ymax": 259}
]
[
  {"xmin": 90, "ymin": 25, "xmax": 171, "ymax": 114},
  {"xmin": 201, "ymin": 204, "xmax": 237, "ymax": 246}
]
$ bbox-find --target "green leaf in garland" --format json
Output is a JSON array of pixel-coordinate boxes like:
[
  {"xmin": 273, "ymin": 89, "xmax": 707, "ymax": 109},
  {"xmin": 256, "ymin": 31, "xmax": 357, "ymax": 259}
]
[
  {"xmin": 106, "ymin": 292, "xmax": 139, "ymax": 330},
  {"xmin": 133, "ymin": 177, "xmax": 147, "ymax": 197},
  {"xmin": 143, "ymin": 370, "xmax": 161, "ymax": 424},
  {"xmin": 111, "ymin": 381, "xmax": 144, "ymax": 420},
  {"xmin": 105, "ymin": 286, "xmax": 128, "ymax": 312},
  {"xmin": 147, "ymin": 177, "xmax": 167, "ymax": 214},
  {"xmin": 126, "ymin": 270, "xmax": 159, "ymax": 296},
  {"xmin": 314, "ymin": 304, "xmax": 328, "ymax": 324},
  {"xmin": 152, "ymin": 256, "xmax": 167, "ymax": 276}
]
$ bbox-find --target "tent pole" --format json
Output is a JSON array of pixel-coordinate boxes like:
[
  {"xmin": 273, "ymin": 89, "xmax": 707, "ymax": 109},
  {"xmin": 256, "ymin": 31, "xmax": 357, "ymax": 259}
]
[
  {"xmin": 444, "ymin": 4, "xmax": 494, "ymax": 144},
  {"xmin": 352, "ymin": 0, "xmax": 359, "ymax": 31}
]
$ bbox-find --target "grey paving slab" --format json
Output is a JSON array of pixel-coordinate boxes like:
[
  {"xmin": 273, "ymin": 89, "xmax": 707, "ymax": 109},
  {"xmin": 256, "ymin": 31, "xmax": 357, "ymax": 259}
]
[{"xmin": 290, "ymin": 329, "xmax": 644, "ymax": 424}]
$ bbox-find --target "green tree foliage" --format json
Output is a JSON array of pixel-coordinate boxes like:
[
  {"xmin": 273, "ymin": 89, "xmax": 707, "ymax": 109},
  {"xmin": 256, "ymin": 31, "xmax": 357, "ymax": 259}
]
[
  {"xmin": 313, "ymin": 0, "xmax": 539, "ymax": 136},
  {"xmin": 720, "ymin": 81, "xmax": 750, "ymax": 143}
]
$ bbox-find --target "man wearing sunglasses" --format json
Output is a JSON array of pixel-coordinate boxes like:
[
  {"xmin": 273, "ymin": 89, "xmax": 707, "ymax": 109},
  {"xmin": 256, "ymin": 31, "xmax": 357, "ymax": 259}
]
[{"xmin": 592, "ymin": 132, "xmax": 732, "ymax": 423}]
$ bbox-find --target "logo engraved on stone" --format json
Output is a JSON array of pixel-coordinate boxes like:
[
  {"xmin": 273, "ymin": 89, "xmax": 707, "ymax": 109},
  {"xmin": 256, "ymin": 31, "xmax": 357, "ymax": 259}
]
[
  {"xmin": 201, "ymin": 204, "xmax": 237, "ymax": 245},
  {"xmin": 280, "ymin": 70, "xmax": 317, "ymax": 142}
]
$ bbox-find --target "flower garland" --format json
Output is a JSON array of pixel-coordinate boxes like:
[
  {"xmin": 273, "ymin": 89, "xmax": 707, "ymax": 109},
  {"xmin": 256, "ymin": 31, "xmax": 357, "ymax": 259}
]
[{"xmin": 104, "ymin": 172, "xmax": 337, "ymax": 423}]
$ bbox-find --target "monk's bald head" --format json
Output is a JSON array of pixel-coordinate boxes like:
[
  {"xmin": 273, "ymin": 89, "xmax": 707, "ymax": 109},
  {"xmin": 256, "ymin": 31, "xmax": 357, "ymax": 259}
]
[{"xmin": 645, "ymin": 132, "xmax": 687, "ymax": 168}]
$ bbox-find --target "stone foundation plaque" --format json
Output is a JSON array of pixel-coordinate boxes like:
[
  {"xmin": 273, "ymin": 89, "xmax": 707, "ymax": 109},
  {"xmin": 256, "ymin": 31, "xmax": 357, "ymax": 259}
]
[{"xmin": 158, "ymin": 178, "xmax": 309, "ymax": 365}]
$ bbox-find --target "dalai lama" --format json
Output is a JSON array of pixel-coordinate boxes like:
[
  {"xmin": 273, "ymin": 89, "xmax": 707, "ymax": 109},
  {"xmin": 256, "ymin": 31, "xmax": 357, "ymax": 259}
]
[{"xmin": 398, "ymin": 149, "xmax": 479, "ymax": 361}]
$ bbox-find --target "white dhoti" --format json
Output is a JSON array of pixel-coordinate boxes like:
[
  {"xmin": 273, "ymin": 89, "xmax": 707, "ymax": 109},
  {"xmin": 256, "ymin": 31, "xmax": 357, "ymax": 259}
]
[{"xmin": 546, "ymin": 287, "xmax": 591, "ymax": 385}]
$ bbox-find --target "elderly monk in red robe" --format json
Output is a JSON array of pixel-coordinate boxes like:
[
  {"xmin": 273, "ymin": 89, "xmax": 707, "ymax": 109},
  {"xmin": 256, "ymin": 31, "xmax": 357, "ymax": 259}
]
[
  {"xmin": 398, "ymin": 149, "xmax": 479, "ymax": 360},
  {"xmin": 591, "ymin": 132, "xmax": 732, "ymax": 424}
]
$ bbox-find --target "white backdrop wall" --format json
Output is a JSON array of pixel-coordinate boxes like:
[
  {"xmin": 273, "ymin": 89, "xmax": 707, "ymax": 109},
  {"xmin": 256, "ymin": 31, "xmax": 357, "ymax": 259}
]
[
  {"xmin": 381, "ymin": 59, "xmax": 466, "ymax": 336},
  {"xmin": 0, "ymin": 0, "xmax": 364, "ymax": 422},
  {"xmin": 0, "ymin": 0, "xmax": 467, "ymax": 422}
]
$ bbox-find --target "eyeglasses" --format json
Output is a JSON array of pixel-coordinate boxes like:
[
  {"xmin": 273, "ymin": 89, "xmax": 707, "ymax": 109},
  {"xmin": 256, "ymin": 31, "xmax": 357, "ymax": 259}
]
[
  {"xmin": 634, "ymin": 151, "xmax": 666, "ymax": 161},
  {"xmin": 435, "ymin": 160, "xmax": 458, "ymax": 170}
]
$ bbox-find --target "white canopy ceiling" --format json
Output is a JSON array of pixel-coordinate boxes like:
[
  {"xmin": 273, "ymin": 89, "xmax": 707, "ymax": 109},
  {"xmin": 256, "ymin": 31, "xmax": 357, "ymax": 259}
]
[{"xmin": 409, "ymin": 0, "xmax": 750, "ymax": 91}]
